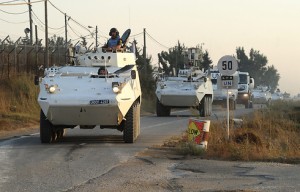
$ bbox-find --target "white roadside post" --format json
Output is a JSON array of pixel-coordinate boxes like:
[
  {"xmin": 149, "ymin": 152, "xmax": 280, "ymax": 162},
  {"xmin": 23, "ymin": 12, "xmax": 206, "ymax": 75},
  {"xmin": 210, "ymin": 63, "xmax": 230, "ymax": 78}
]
[{"xmin": 217, "ymin": 55, "xmax": 238, "ymax": 140}]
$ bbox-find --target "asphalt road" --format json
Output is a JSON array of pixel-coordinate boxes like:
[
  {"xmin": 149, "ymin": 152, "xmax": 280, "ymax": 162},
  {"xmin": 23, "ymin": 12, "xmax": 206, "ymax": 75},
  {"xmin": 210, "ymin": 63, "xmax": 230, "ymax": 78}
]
[{"xmin": 0, "ymin": 105, "xmax": 299, "ymax": 192}]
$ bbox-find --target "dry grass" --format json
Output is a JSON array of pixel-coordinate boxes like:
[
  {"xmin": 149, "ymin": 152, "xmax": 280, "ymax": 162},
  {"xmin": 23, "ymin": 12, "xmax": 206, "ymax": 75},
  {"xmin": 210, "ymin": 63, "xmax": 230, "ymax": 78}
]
[
  {"xmin": 0, "ymin": 74, "xmax": 40, "ymax": 131},
  {"xmin": 170, "ymin": 101, "xmax": 300, "ymax": 163}
]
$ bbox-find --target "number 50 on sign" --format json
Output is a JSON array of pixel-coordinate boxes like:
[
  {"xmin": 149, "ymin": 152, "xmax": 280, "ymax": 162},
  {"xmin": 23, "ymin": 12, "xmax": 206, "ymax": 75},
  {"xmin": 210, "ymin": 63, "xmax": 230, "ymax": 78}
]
[{"xmin": 217, "ymin": 55, "xmax": 238, "ymax": 76}]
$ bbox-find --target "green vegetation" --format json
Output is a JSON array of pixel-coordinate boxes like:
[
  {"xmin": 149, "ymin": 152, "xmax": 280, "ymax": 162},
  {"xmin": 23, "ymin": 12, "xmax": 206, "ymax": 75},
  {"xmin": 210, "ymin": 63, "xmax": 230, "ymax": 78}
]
[
  {"xmin": 158, "ymin": 41, "xmax": 213, "ymax": 75},
  {"xmin": 236, "ymin": 47, "xmax": 280, "ymax": 92},
  {"xmin": 135, "ymin": 45, "xmax": 157, "ymax": 114},
  {"xmin": 169, "ymin": 101, "xmax": 300, "ymax": 163},
  {"xmin": 0, "ymin": 74, "xmax": 40, "ymax": 131}
]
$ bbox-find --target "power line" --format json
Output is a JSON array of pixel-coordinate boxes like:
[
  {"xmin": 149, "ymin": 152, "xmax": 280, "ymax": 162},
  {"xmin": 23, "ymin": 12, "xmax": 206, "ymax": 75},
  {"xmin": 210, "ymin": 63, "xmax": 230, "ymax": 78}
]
[
  {"xmin": 67, "ymin": 23, "xmax": 82, "ymax": 38},
  {"xmin": 47, "ymin": 0, "xmax": 64, "ymax": 15},
  {"xmin": 0, "ymin": 8, "xmax": 28, "ymax": 14},
  {"xmin": 0, "ymin": 0, "xmax": 44, "ymax": 6},
  {"xmin": 31, "ymin": 10, "xmax": 44, "ymax": 25},
  {"xmin": 131, "ymin": 32, "xmax": 143, "ymax": 38},
  {"xmin": 0, "ymin": 17, "xmax": 28, "ymax": 24},
  {"xmin": 1, "ymin": 0, "xmax": 23, "ymax": 3},
  {"xmin": 146, "ymin": 31, "xmax": 170, "ymax": 49},
  {"xmin": 48, "ymin": 0, "xmax": 91, "ymax": 33},
  {"xmin": 31, "ymin": 9, "xmax": 64, "ymax": 30}
]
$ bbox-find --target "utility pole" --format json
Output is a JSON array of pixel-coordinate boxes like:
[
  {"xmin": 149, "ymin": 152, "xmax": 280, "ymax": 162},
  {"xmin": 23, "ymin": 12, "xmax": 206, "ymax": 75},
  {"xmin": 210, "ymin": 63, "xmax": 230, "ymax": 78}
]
[
  {"xmin": 28, "ymin": 0, "xmax": 33, "ymax": 44},
  {"xmin": 65, "ymin": 13, "xmax": 68, "ymax": 63},
  {"xmin": 96, "ymin": 26, "xmax": 98, "ymax": 47},
  {"xmin": 35, "ymin": 25, "xmax": 38, "ymax": 74},
  {"xmin": 65, "ymin": 13, "xmax": 68, "ymax": 47},
  {"xmin": 44, "ymin": 0, "xmax": 49, "ymax": 68},
  {"xmin": 143, "ymin": 28, "xmax": 147, "ymax": 73}
]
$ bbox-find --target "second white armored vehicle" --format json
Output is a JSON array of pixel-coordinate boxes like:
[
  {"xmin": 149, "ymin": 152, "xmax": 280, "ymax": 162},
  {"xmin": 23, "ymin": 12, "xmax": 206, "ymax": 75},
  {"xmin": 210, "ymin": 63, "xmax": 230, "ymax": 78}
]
[
  {"xmin": 155, "ymin": 67, "xmax": 213, "ymax": 117},
  {"xmin": 209, "ymin": 67, "xmax": 238, "ymax": 110},
  {"xmin": 35, "ymin": 29, "xmax": 142, "ymax": 143}
]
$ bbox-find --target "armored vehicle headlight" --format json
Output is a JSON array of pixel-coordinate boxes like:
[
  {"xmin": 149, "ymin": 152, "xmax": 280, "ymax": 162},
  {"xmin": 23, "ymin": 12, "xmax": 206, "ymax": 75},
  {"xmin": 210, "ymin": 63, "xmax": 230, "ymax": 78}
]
[
  {"xmin": 113, "ymin": 86, "xmax": 120, "ymax": 93},
  {"xmin": 44, "ymin": 84, "xmax": 57, "ymax": 93},
  {"xmin": 243, "ymin": 93, "xmax": 249, "ymax": 97},
  {"xmin": 112, "ymin": 82, "xmax": 122, "ymax": 94},
  {"xmin": 49, "ymin": 85, "xmax": 56, "ymax": 93}
]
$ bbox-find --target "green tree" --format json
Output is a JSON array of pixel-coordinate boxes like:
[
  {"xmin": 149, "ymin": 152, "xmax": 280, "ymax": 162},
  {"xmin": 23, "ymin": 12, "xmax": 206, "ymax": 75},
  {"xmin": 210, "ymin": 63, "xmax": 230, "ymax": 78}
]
[
  {"xmin": 158, "ymin": 41, "xmax": 186, "ymax": 76},
  {"xmin": 236, "ymin": 47, "xmax": 280, "ymax": 91},
  {"xmin": 200, "ymin": 50, "xmax": 213, "ymax": 70},
  {"xmin": 263, "ymin": 65, "xmax": 280, "ymax": 93},
  {"xmin": 158, "ymin": 42, "xmax": 212, "ymax": 75},
  {"xmin": 135, "ymin": 43, "xmax": 156, "ymax": 99},
  {"xmin": 49, "ymin": 35, "xmax": 65, "ymax": 48}
]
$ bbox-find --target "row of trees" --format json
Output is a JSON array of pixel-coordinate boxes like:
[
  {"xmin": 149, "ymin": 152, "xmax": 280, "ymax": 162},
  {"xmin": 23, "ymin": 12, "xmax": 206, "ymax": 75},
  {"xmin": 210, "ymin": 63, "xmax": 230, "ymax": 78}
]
[
  {"xmin": 156, "ymin": 41, "xmax": 280, "ymax": 93},
  {"xmin": 0, "ymin": 34, "xmax": 280, "ymax": 94},
  {"xmin": 236, "ymin": 47, "xmax": 280, "ymax": 93}
]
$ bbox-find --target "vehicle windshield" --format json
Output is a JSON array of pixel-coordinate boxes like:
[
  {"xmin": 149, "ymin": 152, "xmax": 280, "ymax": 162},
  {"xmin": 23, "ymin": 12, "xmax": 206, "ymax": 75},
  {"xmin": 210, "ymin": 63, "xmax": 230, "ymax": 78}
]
[
  {"xmin": 210, "ymin": 71, "xmax": 219, "ymax": 85},
  {"xmin": 211, "ymin": 79, "xmax": 217, "ymax": 84},
  {"xmin": 239, "ymin": 74, "xmax": 248, "ymax": 84}
]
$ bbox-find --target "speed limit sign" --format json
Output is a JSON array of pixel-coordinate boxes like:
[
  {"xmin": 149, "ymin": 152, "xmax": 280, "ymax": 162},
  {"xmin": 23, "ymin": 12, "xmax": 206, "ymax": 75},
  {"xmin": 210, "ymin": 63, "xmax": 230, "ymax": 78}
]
[{"xmin": 217, "ymin": 55, "xmax": 238, "ymax": 76}]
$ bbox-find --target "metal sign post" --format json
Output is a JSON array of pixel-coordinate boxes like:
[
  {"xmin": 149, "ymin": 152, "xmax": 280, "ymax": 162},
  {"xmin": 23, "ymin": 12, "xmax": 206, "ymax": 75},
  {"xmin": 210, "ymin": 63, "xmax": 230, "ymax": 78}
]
[
  {"xmin": 227, "ymin": 86, "xmax": 230, "ymax": 139},
  {"xmin": 217, "ymin": 55, "xmax": 238, "ymax": 140}
]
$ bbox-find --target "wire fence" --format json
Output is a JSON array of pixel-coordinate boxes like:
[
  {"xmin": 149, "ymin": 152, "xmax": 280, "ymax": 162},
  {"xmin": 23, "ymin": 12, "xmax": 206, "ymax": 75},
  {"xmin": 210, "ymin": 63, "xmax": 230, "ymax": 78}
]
[{"xmin": 0, "ymin": 36, "xmax": 70, "ymax": 79}]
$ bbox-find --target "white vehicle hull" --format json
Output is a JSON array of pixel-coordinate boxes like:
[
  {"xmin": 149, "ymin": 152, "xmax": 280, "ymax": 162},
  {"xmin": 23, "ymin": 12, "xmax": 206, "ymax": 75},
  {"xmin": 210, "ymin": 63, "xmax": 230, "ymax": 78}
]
[
  {"xmin": 38, "ymin": 68, "xmax": 138, "ymax": 126},
  {"xmin": 157, "ymin": 90, "xmax": 205, "ymax": 107},
  {"xmin": 36, "ymin": 31, "xmax": 142, "ymax": 143},
  {"xmin": 155, "ymin": 74, "xmax": 213, "ymax": 117}
]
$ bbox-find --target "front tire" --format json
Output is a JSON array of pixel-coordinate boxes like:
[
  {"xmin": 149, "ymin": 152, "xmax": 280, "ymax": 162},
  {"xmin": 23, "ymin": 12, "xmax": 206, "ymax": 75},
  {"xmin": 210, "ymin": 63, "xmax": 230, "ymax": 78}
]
[
  {"xmin": 123, "ymin": 102, "xmax": 140, "ymax": 143},
  {"xmin": 40, "ymin": 110, "xmax": 54, "ymax": 143},
  {"xmin": 156, "ymin": 98, "xmax": 171, "ymax": 117},
  {"xmin": 200, "ymin": 96, "xmax": 211, "ymax": 117}
]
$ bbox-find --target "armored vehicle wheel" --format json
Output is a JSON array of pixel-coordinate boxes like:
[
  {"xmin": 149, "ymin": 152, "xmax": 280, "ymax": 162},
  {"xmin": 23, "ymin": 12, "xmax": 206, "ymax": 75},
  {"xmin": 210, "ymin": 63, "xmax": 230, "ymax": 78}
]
[
  {"xmin": 208, "ymin": 97, "xmax": 212, "ymax": 116},
  {"xmin": 40, "ymin": 110, "xmax": 54, "ymax": 143},
  {"xmin": 199, "ymin": 96, "xmax": 211, "ymax": 117},
  {"xmin": 199, "ymin": 97, "xmax": 206, "ymax": 117},
  {"xmin": 123, "ymin": 102, "xmax": 140, "ymax": 143},
  {"xmin": 134, "ymin": 102, "xmax": 141, "ymax": 137},
  {"xmin": 156, "ymin": 98, "xmax": 171, "ymax": 117}
]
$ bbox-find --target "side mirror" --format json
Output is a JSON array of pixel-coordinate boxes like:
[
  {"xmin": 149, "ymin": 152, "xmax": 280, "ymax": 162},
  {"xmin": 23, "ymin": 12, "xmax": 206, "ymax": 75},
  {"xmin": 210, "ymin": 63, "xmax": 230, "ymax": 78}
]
[
  {"xmin": 204, "ymin": 77, "xmax": 207, "ymax": 82},
  {"xmin": 34, "ymin": 75, "xmax": 39, "ymax": 85},
  {"xmin": 131, "ymin": 70, "xmax": 136, "ymax": 79}
]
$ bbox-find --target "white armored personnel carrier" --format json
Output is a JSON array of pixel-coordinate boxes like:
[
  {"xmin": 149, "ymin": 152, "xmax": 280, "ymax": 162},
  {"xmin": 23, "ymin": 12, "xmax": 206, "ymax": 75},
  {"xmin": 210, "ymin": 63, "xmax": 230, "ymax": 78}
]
[
  {"xmin": 155, "ymin": 67, "xmax": 213, "ymax": 117},
  {"xmin": 209, "ymin": 67, "xmax": 238, "ymax": 110},
  {"xmin": 35, "ymin": 29, "xmax": 141, "ymax": 143}
]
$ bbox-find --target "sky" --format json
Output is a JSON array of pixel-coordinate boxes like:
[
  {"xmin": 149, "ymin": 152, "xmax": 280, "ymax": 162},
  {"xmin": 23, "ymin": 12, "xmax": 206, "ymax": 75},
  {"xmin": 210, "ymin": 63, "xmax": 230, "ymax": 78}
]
[{"xmin": 0, "ymin": 0, "xmax": 299, "ymax": 96}]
